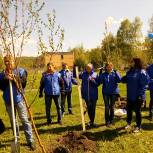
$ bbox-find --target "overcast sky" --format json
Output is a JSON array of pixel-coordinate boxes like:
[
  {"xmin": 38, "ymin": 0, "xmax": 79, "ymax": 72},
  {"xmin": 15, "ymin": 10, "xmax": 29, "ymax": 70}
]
[{"xmin": 23, "ymin": 0, "xmax": 153, "ymax": 56}]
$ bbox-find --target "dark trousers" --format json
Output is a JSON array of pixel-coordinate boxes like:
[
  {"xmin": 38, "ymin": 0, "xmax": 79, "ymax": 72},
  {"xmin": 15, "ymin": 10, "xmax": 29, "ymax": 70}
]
[
  {"xmin": 149, "ymin": 91, "xmax": 153, "ymax": 117},
  {"xmin": 85, "ymin": 100, "xmax": 97, "ymax": 124},
  {"xmin": 45, "ymin": 95, "xmax": 62, "ymax": 122},
  {"xmin": 103, "ymin": 94, "xmax": 116, "ymax": 125},
  {"xmin": 126, "ymin": 99, "xmax": 142, "ymax": 128},
  {"xmin": 61, "ymin": 91, "xmax": 72, "ymax": 113}
]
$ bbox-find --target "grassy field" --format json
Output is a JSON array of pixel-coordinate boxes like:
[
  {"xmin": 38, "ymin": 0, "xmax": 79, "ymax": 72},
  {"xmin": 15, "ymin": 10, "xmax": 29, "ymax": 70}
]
[{"xmin": 0, "ymin": 72, "xmax": 153, "ymax": 153}]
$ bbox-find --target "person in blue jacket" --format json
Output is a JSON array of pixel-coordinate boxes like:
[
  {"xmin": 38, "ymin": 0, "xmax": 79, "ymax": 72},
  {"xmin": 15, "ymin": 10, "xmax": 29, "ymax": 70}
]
[
  {"xmin": 146, "ymin": 64, "xmax": 153, "ymax": 121},
  {"xmin": 39, "ymin": 62, "xmax": 64, "ymax": 125},
  {"xmin": 99, "ymin": 62, "xmax": 121, "ymax": 127},
  {"xmin": 0, "ymin": 55, "xmax": 35, "ymax": 150},
  {"xmin": 122, "ymin": 58, "xmax": 149, "ymax": 133},
  {"xmin": 60, "ymin": 63, "xmax": 77, "ymax": 115},
  {"xmin": 79, "ymin": 63, "xmax": 99, "ymax": 128}
]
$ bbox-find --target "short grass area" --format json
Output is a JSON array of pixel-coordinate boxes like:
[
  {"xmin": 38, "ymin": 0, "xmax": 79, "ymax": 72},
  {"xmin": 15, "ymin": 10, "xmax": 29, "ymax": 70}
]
[{"xmin": 0, "ymin": 72, "xmax": 153, "ymax": 153}]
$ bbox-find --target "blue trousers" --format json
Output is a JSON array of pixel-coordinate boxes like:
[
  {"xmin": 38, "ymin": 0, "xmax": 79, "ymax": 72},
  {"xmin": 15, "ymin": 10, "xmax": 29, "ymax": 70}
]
[
  {"xmin": 103, "ymin": 94, "xmax": 116, "ymax": 125},
  {"xmin": 5, "ymin": 101, "xmax": 33, "ymax": 144},
  {"xmin": 84, "ymin": 99, "xmax": 97, "ymax": 124},
  {"xmin": 45, "ymin": 95, "xmax": 62, "ymax": 122},
  {"xmin": 149, "ymin": 91, "xmax": 153, "ymax": 117}
]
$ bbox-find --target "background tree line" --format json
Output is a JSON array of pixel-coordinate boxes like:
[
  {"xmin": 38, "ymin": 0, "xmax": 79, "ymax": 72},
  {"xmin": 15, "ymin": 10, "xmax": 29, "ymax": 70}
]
[
  {"xmin": 70, "ymin": 16, "xmax": 153, "ymax": 70},
  {"xmin": 0, "ymin": 15, "xmax": 153, "ymax": 71}
]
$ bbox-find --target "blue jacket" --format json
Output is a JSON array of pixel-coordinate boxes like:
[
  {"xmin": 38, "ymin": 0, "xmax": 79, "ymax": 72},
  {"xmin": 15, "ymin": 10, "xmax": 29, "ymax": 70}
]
[
  {"xmin": 79, "ymin": 70, "xmax": 99, "ymax": 101},
  {"xmin": 39, "ymin": 71, "xmax": 64, "ymax": 96},
  {"xmin": 60, "ymin": 69, "xmax": 77, "ymax": 92},
  {"xmin": 99, "ymin": 70, "xmax": 121, "ymax": 95},
  {"xmin": 0, "ymin": 68, "xmax": 27, "ymax": 104},
  {"xmin": 146, "ymin": 64, "xmax": 153, "ymax": 90},
  {"xmin": 122, "ymin": 69, "xmax": 149, "ymax": 102}
]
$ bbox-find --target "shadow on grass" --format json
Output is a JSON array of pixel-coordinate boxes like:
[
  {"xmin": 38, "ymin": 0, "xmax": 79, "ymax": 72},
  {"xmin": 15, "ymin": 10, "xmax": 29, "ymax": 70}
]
[
  {"xmin": 83, "ymin": 126, "xmax": 126, "ymax": 142},
  {"xmin": 38, "ymin": 124, "xmax": 82, "ymax": 135},
  {"xmin": 33, "ymin": 114, "xmax": 56, "ymax": 120},
  {"xmin": 37, "ymin": 123, "xmax": 127, "ymax": 142},
  {"xmin": 142, "ymin": 122, "xmax": 153, "ymax": 131}
]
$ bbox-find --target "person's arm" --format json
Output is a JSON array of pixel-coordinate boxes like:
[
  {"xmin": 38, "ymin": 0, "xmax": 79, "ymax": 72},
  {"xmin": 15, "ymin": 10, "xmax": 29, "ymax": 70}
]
[
  {"xmin": 0, "ymin": 72, "xmax": 8, "ymax": 91},
  {"xmin": 79, "ymin": 72, "xmax": 83, "ymax": 79},
  {"xmin": 98, "ymin": 73, "xmax": 103, "ymax": 85},
  {"xmin": 39, "ymin": 75, "xmax": 45, "ymax": 98},
  {"xmin": 115, "ymin": 71, "xmax": 122, "ymax": 83},
  {"xmin": 71, "ymin": 72, "xmax": 78, "ymax": 85},
  {"xmin": 20, "ymin": 69, "xmax": 28, "ymax": 89},
  {"xmin": 121, "ymin": 75, "xmax": 127, "ymax": 83},
  {"xmin": 138, "ymin": 70, "xmax": 149, "ymax": 97},
  {"xmin": 58, "ymin": 74, "xmax": 65, "ymax": 94}
]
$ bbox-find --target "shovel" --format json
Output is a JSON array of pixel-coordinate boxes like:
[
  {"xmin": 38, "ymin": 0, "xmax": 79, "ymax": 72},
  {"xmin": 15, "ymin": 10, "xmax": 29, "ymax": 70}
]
[{"xmin": 9, "ymin": 80, "xmax": 20, "ymax": 153}]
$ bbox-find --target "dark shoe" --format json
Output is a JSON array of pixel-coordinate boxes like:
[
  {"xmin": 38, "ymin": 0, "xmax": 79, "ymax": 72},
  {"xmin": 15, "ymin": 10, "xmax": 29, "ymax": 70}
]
[
  {"xmin": 87, "ymin": 122, "xmax": 97, "ymax": 128},
  {"xmin": 106, "ymin": 123, "xmax": 111, "ymax": 128},
  {"xmin": 106, "ymin": 122, "xmax": 110, "ymax": 127},
  {"xmin": 28, "ymin": 142, "xmax": 36, "ymax": 151},
  {"xmin": 47, "ymin": 120, "xmax": 52, "ymax": 125},
  {"xmin": 149, "ymin": 116, "xmax": 153, "ymax": 121},
  {"xmin": 58, "ymin": 120, "xmax": 62, "ymax": 125},
  {"xmin": 62, "ymin": 111, "xmax": 65, "ymax": 117},
  {"xmin": 110, "ymin": 122, "xmax": 115, "ymax": 126},
  {"xmin": 69, "ymin": 111, "xmax": 73, "ymax": 115}
]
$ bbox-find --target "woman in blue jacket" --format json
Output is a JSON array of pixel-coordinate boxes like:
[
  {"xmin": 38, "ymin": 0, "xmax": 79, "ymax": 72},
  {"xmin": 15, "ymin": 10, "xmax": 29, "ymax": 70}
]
[
  {"xmin": 99, "ymin": 62, "xmax": 121, "ymax": 127},
  {"xmin": 79, "ymin": 63, "xmax": 99, "ymax": 128},
  {"xmin": 39, "ymin": 62, "xmax": 64, "ymax": 125},
  {"xmin": 122, "ymin": 58, "xmax": 149, "ymax": 133}
]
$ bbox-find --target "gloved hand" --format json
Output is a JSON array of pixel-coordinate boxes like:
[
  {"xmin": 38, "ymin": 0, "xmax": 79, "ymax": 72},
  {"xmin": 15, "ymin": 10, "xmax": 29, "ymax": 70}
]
[{"xmin": 39, "ymin": 93, "xmax": 43, "ymax": 98}]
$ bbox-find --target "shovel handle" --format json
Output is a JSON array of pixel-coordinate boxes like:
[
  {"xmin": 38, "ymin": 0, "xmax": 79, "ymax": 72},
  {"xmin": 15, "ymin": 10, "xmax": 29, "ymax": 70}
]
[{"xmin": 9, "ymin": 81, "xmax": 17, "ymax": 143}]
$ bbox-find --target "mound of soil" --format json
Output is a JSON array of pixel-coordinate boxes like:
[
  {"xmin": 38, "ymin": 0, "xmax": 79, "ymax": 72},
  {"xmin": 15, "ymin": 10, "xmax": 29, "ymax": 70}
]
[{"xmin": 53, "ymin": 131, "xmax": 97, "ymax": 153}]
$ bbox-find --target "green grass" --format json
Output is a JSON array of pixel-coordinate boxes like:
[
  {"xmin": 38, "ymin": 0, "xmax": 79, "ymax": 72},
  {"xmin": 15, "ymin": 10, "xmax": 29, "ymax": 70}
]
[{"xmin": 0, "ymin": 72, "xmax": 153, "ymax": 153}]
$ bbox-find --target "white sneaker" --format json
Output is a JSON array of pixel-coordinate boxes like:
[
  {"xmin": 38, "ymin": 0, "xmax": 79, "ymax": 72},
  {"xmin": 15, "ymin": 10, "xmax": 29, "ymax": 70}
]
[
  {"xmin": 125, "ymin": 124, "xmax": 131, "ymax": 130},
  {"xmin": 133, "ymin": 127, "xmax": 141, "ymax": 133}
]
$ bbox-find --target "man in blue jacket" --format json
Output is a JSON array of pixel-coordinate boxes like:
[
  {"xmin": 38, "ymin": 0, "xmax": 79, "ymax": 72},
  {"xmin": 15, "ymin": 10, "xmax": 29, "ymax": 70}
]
[
  {"xmin": 79, "ymin": 63, "xmax": 99, "ymax": 128},
  {"xmin": 122, "ymin": 58, "xmax": 149, "ymax": 132},
  {"xmin": 147, "ymin": 64, "xmax": 153, "ymax": 121},
  {"xmin": 0, "ymin": 55, "xmax": 35, "ymax": 150},
  {"xmin": 99, "ymin": 62, "xmax": 121, "ymax": 127},
  {"xmin": 60, "ymin": 63, "xmax": 77, "ymax": 115},
  {"xmin": 39, "ymin": 62, "xmax": 64, "ymax": 125}
]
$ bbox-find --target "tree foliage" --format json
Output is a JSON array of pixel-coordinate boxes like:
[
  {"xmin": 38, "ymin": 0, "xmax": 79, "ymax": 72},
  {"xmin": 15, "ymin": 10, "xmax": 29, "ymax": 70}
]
[{"xmin": 0, "ymin": 0, "xmax": 44, "ymax": 65}]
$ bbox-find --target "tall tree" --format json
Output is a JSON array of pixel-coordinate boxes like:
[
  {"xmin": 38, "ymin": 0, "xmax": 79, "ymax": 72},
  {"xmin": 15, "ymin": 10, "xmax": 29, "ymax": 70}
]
[
  {"xmin": 116, "ymin": 17, "xmax": 143, "ymax": 63},
  {"xmin": 0, "ymin": 0, "xmax": 44, "ymax": 64},
  {"xmin": 101, "ymin": 32, "xmax": 117, "ymax": 62},
  {"xmin": 145, "ymin": 15, "xmax": 153, "ymax": 62},
  {"xmin": 37, "ymin": 10, "xmax": 64, "ymax": 61},
  {"xmin": 70, "ymin": 45, "xmax": 88, "ymax": 70}
]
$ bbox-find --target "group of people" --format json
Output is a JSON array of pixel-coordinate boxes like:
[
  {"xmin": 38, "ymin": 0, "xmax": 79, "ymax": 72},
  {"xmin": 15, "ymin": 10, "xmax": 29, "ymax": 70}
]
[
  {"xmin": 80, "ymin": 58, "xmax": 152, "ymax": 133},
  {"xmin": 39, "ymin": 62, "xmax": 77, "ymax": 125},
  {"xmin": 0, "ymin": 54, "xmax": 153, "ymax": 151}
]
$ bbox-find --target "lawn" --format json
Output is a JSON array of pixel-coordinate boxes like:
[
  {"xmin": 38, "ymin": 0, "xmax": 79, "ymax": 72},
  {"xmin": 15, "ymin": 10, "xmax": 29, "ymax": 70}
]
[{"xmin": 0, "ymin": 71, "xmax": 153, "ymax": 153}]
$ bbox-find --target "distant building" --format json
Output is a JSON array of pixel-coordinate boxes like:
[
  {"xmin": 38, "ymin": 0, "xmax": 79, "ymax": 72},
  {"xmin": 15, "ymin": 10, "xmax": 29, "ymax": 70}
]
[{"xmin": 36, "ymin": 52, "xmax": 74, "ymax": 69}]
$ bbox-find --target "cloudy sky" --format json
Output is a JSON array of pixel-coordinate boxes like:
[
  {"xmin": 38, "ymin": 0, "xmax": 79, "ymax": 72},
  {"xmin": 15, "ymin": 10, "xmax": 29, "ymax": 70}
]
[{"xmin": 23, "ymin": 0, "xmax": 153, "ymax": 56}]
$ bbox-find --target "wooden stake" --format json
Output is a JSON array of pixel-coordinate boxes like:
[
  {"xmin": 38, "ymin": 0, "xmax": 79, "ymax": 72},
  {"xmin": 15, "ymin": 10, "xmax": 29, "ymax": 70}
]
[{"xmin": 75, "ymin": 66, "xmax": 86, "ymax": 131}]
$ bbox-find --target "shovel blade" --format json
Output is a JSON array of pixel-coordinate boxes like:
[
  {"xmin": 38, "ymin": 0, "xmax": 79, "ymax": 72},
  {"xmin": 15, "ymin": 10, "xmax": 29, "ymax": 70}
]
[{"xmin": 11, "ymin": 141, "xmax": 20, "ymax": 153}]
